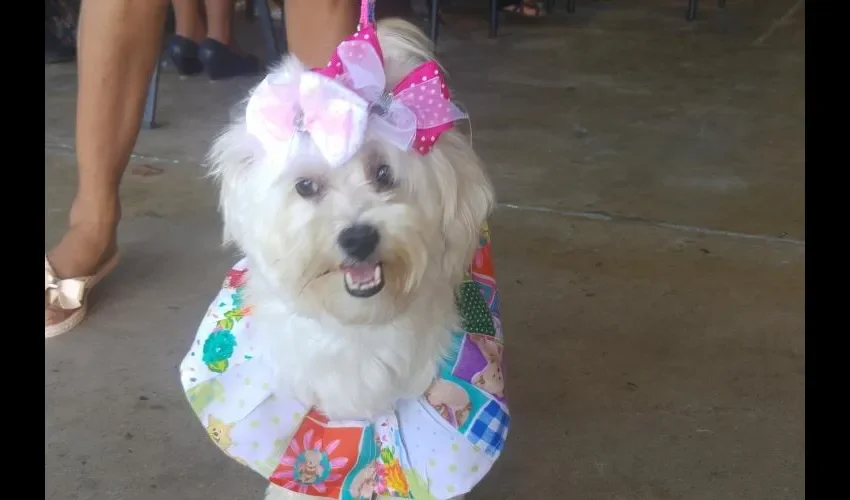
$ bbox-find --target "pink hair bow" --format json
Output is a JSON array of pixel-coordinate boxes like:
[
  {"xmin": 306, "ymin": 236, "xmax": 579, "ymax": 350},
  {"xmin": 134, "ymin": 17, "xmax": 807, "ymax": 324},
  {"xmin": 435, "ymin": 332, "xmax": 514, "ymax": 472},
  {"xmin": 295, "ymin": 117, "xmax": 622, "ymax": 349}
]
[
  {"xmin": 317, "ymin": 27, "xmax": 467, "ymax": 155},
  {"xmin": 245, "ymin": 65, "xmax": 370, "ymax": 167}
]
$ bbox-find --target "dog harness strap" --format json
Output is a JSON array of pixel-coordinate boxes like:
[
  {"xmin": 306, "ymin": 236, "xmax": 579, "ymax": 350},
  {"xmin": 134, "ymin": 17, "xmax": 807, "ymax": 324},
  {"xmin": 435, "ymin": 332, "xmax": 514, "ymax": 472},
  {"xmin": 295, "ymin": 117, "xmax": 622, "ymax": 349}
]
[{"xmin": 358, "ymin": 0, "xmax": 377, "ymax": 30}]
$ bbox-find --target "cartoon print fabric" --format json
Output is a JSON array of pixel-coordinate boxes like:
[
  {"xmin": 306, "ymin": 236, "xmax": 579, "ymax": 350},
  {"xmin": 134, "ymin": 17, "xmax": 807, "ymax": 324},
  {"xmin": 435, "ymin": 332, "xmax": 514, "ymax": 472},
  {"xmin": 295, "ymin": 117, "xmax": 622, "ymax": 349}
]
[{"xmin": 179, "ymin": 224, "xmax": 507, "ymax": 499}]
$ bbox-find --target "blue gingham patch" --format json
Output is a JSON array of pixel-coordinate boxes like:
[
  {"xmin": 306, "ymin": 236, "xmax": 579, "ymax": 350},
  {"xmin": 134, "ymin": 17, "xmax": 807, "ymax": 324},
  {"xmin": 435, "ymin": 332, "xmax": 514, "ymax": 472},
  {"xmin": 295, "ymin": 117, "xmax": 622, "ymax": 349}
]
[{"xmin": 466, "ymin": 400, "xmax": 510, "ymax": 458}]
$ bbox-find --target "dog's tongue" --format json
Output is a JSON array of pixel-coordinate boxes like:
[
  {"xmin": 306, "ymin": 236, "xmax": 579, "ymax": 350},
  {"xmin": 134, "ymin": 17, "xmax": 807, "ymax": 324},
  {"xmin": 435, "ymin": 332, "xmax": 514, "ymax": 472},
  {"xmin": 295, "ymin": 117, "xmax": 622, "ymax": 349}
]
[{"xmin": 344, "ymin": 263, "xmax": 380, "ymax": 284}]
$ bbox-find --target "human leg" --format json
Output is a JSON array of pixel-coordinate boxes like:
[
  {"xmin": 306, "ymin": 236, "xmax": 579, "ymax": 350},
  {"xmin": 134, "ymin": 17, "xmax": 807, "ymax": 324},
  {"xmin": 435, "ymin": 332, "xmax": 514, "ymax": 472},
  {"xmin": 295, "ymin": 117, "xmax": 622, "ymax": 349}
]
[
  {"xmin": 283, "ymin": 0, "xmax": 358, "ymax": 69},
  {"xmin": 46, "ymin": 0, "xmax": 171, "ymax": 333},
  {"xmin": 197, "ymin": 0, "xmax": 259, "ymax": 79},
  {"xmin": 202, "ymin": 0, "xmax": 233, "ymax": 45},
  {"xmin": 171, "ymin": 0, "xmax": 206, "ymax": 42},
  {"xmin": 168, "ymin": 0, "xmax": 206, "ymax": 75}
]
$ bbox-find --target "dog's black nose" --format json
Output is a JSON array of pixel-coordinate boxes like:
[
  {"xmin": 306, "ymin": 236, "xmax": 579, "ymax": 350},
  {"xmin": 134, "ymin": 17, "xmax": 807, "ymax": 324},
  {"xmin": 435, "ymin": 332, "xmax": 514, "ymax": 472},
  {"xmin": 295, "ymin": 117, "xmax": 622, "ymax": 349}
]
[{"xmin": 338, "ymin": 224, "xmax": 380, "ymax": 261}]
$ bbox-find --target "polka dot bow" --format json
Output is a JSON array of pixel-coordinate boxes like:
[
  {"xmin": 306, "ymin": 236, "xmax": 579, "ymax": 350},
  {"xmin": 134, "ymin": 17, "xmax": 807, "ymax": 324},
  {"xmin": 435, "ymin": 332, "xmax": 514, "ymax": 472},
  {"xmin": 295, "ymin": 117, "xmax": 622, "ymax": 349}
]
[{"xmin": 316, "ymin": 27, "xmax": 467, "ymax": 155}]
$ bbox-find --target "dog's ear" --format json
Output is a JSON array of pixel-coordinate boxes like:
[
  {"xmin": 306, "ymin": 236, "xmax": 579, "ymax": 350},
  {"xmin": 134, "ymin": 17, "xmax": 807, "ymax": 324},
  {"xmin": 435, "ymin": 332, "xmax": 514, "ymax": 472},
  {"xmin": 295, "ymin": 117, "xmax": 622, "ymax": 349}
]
[
  {"xmin": 377, "ymin": 19, "xmax": 439, "ymax": 81},
  {"xmin": 206, "ymin": 116, "xmax": 257, "ymax": 247},
  {"xmin": 375, "ymin": 19, "xmax": 494, "ymax": 281},
  {"xmin": 430, "ymin": 131, "xmax": 496, "ymax": 283},
  {"xmin": 206, "ymin": 56, "xmax": 307, "ymax": 248}
]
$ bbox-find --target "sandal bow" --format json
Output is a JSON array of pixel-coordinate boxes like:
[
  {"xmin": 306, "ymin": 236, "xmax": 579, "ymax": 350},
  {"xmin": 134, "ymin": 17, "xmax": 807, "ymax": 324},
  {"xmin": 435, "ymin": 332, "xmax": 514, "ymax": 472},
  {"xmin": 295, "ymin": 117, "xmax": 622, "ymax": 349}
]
[{"xmin": 45, "ymin": 268, "xmax": 85, "ymax": 310}]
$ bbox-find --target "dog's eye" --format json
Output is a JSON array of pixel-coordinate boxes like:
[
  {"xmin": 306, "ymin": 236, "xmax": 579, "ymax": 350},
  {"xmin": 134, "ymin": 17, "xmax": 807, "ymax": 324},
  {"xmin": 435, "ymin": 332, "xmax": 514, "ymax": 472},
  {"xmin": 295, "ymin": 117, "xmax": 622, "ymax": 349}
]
[
  {"xmin": 373, "ymin": 164, "xmax": 394, "ymax": 190},
  {"xmin": 294, "ymin": 178, "xmax": 321, "ymax": 198}
]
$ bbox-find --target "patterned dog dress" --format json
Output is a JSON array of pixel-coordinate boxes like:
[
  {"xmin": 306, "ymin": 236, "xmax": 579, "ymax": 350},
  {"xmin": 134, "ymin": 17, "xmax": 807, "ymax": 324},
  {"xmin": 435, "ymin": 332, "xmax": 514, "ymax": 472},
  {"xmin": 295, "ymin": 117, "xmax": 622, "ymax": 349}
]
[{"xmin": 180, "ymin": 226, "xmax": 507, "ymax": 499}]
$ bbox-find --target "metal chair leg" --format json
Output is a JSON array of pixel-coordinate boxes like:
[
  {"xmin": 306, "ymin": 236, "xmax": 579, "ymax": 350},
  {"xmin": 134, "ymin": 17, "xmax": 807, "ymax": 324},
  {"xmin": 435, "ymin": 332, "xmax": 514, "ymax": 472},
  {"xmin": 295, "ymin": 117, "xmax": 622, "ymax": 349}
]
[
  {"xmin": 489, "ymin": 0, "xmax": 499, "ymax": 38},
  {"xmin": 567, "ymin": 0, "xmax": 576, "ymax": 14},
  {"xmin": 429, "ymin": 0, "xmax": 440, "ymax": 45},
  {"xmin": 255, "ymin": 0, "xmax": 281, "ymax": 66},
  {"xmin": 686, "ymin": 0, "xmax": 698, "ymax": 21},
  {"xmin": 142, "ymin": 5, "xmax": 174, "ymax": 130},
  {"xmin": 142, "ymin": 61, "xmax": 162, "ymax": 130}
]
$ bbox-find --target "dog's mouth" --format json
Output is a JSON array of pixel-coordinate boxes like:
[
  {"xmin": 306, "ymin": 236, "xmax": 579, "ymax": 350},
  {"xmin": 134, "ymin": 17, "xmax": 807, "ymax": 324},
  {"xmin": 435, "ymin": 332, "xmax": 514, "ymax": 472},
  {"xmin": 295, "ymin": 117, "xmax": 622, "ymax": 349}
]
[{"xmin": 341, "ymin": 261, "xmax": 384, "ymax": 298}]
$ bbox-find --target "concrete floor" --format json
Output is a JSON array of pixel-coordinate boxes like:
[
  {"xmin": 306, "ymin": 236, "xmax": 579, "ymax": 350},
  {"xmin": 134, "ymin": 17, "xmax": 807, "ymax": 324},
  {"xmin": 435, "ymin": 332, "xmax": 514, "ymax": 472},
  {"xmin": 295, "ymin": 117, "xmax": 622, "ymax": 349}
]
[{"xmin": 45, "ymin": 1, "xmax": 804, "ymax": 499}]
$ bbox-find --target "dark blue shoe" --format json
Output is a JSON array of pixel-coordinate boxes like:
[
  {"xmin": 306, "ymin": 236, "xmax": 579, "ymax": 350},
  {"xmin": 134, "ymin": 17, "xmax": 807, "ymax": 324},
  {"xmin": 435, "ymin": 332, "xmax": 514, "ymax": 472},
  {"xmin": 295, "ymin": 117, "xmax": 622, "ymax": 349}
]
[
  {"xmin": 198, "ymin": 38, "xmax": 260, "ymax": 81},
  {"xmin": 167, "ymin": 35, "xmax": 204, "ymax": 76}
]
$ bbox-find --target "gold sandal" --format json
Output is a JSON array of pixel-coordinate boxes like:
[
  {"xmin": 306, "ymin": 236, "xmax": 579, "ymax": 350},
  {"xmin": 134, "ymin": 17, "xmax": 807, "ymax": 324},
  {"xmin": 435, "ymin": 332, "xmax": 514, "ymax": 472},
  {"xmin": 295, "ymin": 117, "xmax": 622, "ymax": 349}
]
[{"xmin": 44, "ymin": 253, "xmax": 120, "ymax": 339}]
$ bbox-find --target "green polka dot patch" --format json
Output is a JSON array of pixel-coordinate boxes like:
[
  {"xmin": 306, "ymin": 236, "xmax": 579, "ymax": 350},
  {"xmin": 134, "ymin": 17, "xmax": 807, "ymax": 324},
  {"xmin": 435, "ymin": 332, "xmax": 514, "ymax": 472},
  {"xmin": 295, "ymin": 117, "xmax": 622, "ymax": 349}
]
[{"xmin": 457, "ymin": 281, "xmax": 495, "ymax": 336}]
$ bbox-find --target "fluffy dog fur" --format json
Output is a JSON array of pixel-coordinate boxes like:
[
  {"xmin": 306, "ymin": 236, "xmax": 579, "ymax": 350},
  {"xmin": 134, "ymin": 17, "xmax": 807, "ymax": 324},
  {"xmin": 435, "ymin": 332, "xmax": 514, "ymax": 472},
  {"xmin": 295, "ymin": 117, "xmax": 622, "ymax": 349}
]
[{"xmin": 207, "ymin": 19, "xmax": 494, "ymax": 500}]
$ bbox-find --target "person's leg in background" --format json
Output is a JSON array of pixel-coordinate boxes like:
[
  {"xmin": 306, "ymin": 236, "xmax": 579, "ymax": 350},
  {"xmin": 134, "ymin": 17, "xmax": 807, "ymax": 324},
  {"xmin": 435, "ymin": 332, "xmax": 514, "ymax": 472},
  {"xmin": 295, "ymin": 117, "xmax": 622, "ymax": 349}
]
[
  {"xmin": 172, "ymin": 0, "xmax": 205, "ymax": 42},
  {"xmin": 46, "ymin": 0, "xmax": 170, "ymax": 333},
  {"xmin": 167, "ymin": 0, "xmax": 258, "ymax": 79},
  {"xmin": 168, "ymin": 0, "xmax": 206, "ymax": 75},
  {"xmin": 47, "ymin": 0, "xmax": 357, "ymax": 334},
  {"xmin": 283, "ymin": 0, "xmax": 357, "ymax": 69},
  {"xmin": 203, "ymin": 0, "xmax": 234, "ymax": 45},
  {"xmin": 285, "ymin": 0, "xmax": 434, "ymax": 69},
  {"xmin": 197, "ymin": 0, "xmax": 259, "ymax": 79}
]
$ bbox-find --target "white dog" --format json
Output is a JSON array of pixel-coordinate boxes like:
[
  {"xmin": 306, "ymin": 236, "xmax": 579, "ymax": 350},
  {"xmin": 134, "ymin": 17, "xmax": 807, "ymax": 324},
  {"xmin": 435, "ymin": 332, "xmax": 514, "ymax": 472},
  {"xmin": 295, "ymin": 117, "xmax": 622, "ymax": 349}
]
[{"xmin": 204, "ymin": 19, "xmax": 495, "ymax": 500}]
